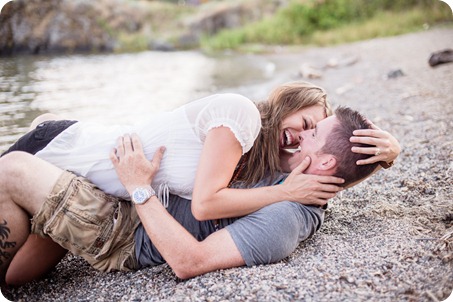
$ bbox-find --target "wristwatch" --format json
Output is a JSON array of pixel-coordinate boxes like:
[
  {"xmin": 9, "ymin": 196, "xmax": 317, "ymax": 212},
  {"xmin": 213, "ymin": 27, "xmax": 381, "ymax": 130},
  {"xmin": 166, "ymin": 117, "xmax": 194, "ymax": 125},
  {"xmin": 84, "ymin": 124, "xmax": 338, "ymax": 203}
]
[{"xmin": 131, "ymin": 186, "xmax": 156, "ymax": 205}]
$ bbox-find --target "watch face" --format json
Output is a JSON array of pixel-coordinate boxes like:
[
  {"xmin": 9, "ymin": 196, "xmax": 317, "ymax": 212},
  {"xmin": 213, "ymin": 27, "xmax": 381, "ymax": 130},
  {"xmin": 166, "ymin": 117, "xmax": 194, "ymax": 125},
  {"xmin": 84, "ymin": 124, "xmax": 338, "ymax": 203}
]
[{"xmin": 133, "ymin": 188, "xmax": 150, "ymax": 204}]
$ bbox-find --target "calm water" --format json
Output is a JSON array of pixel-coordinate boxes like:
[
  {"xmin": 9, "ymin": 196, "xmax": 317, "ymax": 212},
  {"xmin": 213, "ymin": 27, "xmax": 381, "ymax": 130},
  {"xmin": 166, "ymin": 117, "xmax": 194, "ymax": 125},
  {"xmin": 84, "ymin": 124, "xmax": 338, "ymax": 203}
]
[{"xmin": 0, "ymin": 50, "xmax": 278, "ymax": 153}]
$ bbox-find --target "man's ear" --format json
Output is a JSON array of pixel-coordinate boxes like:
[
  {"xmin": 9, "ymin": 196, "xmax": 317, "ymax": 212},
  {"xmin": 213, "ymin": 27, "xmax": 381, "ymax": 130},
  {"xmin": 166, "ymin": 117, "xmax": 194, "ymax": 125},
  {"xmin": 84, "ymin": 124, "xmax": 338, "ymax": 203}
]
[{"xmin": 318, "ymin": 154, "xmax": 337, "ymax": 171}]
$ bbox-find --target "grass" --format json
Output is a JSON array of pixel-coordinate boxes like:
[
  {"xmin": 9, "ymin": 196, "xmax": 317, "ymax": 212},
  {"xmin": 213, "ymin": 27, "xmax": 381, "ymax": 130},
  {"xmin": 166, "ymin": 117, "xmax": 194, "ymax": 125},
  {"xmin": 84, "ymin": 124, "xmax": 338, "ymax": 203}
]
[
  {"xmin": 307, "ymin": 6, "xmax": 452, "ymax": 46},
  {"xmin": 116, "ymin": 32, "xmax": 150, "ymax": 53},
  {"xmin": 113, "ymin": 0, "xmax": 453, "ymax": 53},
  {"xmin": 200, "ymin": 2, "xmax": 453, "ymax": 52}
]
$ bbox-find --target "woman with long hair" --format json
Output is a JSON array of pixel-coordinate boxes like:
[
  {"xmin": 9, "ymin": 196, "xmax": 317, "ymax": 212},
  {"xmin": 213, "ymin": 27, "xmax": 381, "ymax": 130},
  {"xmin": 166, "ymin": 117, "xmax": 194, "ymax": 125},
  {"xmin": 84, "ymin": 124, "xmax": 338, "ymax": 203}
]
[{"xmin": 2, "ymin": 81, "xmax": 399, "ymax": 220}]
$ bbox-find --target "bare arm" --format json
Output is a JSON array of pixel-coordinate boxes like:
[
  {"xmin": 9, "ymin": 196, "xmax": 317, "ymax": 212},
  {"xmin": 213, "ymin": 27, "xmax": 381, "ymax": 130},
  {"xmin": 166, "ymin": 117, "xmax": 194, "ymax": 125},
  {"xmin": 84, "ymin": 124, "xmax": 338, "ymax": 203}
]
[
  {"xmin": 137, "ymin": 198, "xmax": 244, "ymax": 279},
  {"xmin": 110, "ymin": 134, "xmax": 244, "ymax": 279},
  {"xmin": 191, "ymin": 127, "xmax": 344, "ymax": 220}
]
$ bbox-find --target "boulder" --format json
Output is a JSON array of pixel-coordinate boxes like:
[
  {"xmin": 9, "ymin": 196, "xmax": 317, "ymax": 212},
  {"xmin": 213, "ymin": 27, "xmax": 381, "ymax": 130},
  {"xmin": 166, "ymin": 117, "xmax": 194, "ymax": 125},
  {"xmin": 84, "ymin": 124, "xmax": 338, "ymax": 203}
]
[
  {"xmin": 0, "ymin": 0, "xmax": 144, "ymax": 55},
  {"xmin": 0, "ymin": 0, "xmax": 287, "ymax": 55},
  {"xmin": 177, "ymin": 0, "xmax": 285, "ymax": 48}
]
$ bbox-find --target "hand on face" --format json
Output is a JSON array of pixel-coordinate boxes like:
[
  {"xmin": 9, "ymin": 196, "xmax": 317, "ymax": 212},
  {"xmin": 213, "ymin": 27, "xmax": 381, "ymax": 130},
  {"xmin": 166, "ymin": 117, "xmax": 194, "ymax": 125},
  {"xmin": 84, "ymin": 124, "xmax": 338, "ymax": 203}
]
[
  {"xmin": 349, "ymin": 121, "xmax": 401, "ymax": 165},
  {"xmin": 285, "ymin": 149, "xmax": 305, "ymax": 172},
  {"xmin": 110, "ymin": 133, "xmax": 165, "ymax": 194},
  {"xmin": 281, "ymin": 156, "xmax": 344, "ymax": 207}
]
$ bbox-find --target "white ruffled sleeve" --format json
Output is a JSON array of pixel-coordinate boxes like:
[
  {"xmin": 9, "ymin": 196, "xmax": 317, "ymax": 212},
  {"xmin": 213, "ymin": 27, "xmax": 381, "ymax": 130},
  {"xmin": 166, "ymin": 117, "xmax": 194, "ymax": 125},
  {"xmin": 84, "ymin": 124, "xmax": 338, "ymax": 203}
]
[{"xmin": 193, "ymin": 93, "xmax": 261, "ymax": 154}]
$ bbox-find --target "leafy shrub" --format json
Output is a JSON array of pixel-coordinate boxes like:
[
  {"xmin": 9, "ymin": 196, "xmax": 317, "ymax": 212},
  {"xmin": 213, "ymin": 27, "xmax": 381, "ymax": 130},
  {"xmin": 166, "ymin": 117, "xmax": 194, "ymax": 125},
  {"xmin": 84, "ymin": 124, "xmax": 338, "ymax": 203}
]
[{"xmin": 202, "ymin": 0, "xmax": 451, "ymax": 50}]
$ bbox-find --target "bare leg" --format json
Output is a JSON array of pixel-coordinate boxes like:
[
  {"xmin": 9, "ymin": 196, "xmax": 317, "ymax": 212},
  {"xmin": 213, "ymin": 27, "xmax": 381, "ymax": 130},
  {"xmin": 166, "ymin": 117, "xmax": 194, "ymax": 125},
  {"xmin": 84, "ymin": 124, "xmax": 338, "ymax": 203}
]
[
  {"xmin": 0, "ymin": 152, "xmax": 64, "ymax": 284},
  {"xmin": 28, "ymin": 113, "xmax": 62, "ymax": 131},
  {"xmin": 3, "ymin": 112, "xmax": 68, "ymax": 285},
  {"xmin": 6, "ymin": 236, "xmax": 67, "ymax": 285}
]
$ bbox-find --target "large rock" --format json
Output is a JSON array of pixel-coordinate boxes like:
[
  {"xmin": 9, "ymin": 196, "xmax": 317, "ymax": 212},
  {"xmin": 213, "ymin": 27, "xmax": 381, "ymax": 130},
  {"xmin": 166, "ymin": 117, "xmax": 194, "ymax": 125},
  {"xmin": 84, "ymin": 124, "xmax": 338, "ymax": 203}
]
[
  {"xmin": 0, "ymin": 0, "xmax": 286, "ymax": 55},
  {"xmin": 0, "ymin": 0, "xmax": 144, "ymax": 55},
  {"xmin": 177, "ymin": 0, "xmax": 286, "ymax": 48}
]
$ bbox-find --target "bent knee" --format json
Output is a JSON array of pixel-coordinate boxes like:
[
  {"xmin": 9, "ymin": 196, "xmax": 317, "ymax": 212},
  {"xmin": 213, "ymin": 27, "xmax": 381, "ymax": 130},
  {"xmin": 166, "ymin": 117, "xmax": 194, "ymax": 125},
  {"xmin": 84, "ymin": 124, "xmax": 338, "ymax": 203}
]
[
  {"xmin": 29, "ymin": 113, "xmax": 62, "ymax": 131},
  {"xmin": 0, "ymin": 152, "xmax": 35, "ymax": 178}
]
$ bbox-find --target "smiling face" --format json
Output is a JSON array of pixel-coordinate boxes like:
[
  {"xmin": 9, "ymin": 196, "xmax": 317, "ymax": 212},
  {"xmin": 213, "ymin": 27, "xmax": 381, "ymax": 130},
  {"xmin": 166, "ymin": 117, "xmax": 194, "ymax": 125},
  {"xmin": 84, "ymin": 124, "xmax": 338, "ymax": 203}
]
[
  {"xmin": 279, "ymin": 104, "xmax": 326, "ymax": 149},
  {"xmin": 285, "ymin": 115, "xmax": 339, "ymax": 174},
  {"xmin": 241, "ymin": 81, "xmax": 332, "ymax": 185}
]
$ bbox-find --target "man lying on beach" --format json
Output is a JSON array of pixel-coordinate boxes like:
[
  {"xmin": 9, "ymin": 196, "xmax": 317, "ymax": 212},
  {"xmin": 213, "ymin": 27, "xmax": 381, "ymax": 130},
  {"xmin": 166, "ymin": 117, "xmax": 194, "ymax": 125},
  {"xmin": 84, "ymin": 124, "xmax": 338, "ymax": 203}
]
[{"xmin": 0, "ymin": 107, "xmax": 400, "ymax": 285}]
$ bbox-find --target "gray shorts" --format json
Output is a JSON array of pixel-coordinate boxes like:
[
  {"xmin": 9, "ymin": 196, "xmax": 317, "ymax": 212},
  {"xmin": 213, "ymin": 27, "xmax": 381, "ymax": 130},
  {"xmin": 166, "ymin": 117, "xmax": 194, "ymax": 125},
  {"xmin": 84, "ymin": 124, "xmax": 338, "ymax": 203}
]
[{"xmin": 31, "ymin": 171, "xmax": 140, "ymax": 272}]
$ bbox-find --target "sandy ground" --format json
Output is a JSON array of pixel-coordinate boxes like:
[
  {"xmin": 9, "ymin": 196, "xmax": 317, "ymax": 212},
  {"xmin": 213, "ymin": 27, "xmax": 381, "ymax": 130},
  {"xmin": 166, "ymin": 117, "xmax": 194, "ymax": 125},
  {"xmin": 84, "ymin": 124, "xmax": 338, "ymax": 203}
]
[{"xmin": 2, "ymin": 27, "xmax": 453, "ymax": 301}]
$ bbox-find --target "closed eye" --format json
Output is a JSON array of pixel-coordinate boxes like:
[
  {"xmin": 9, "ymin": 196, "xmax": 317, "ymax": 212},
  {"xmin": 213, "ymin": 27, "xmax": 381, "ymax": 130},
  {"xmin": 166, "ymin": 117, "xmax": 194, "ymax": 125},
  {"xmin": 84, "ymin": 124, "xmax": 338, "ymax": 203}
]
[
  {"xmin": 302, "ymin": 118, "xmax": 307, "ymax": 130},
  {"xmin": 303, "ymin": 117, "xmax": 314, "ymax": 130}
]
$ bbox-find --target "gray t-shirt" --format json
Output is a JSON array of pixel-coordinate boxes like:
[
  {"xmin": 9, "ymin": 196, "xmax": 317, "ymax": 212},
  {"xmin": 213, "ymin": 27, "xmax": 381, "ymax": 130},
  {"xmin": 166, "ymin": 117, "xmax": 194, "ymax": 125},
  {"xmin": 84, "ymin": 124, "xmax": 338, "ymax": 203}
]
[{"xmin": 134, "ymin": 175, "xmax": 324, "ymax": 268}]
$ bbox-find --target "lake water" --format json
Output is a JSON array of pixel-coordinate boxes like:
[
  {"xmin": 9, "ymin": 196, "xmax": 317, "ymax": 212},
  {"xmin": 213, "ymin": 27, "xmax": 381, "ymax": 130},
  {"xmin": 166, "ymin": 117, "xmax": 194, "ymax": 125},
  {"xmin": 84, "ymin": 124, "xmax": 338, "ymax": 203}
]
[{"xmin": 0, "ymin": 50, "xmax": 279, "ymax": 153}]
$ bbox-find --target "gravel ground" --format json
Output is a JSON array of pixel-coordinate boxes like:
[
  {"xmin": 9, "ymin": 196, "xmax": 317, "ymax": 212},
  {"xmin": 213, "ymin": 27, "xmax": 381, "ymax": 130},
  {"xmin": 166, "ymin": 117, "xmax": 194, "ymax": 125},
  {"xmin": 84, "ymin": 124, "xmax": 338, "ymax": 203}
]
[{"xmin": 2, "ymin": 27, "xmax": 453, "ymax": 302}]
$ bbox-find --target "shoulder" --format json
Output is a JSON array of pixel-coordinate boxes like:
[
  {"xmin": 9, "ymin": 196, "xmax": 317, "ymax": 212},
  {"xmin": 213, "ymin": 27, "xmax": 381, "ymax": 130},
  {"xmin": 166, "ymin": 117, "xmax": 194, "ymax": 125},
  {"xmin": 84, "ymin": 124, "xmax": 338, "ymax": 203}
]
[
  {"xmin": 224, "ymin": 201, "xmax": 324, "ymax": 266},
  {"xmin": 201, "ymin": 93, "xmax": 261, "ymax": 127},
  {"xmin": 189, "ymin": 93, "xmax": 260, "ymax": 120},
  {"xmin": 209, "ymin": 93, "xmax": 258, "ymax": 112},
  {"xmin": 193, "ymin": 93, "xmax": 261, "ymax": 152},
  {"xmin": 227, "ymin": 201, "xmax": 325, "ymax": 243}
]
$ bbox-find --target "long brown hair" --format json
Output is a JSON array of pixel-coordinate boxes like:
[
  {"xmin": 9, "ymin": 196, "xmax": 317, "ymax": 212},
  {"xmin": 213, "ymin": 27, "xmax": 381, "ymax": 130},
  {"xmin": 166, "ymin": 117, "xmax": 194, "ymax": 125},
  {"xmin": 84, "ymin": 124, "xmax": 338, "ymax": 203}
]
[{"xmin": 237, "ymin": 81, "xmax": 332, "ymax": 185}]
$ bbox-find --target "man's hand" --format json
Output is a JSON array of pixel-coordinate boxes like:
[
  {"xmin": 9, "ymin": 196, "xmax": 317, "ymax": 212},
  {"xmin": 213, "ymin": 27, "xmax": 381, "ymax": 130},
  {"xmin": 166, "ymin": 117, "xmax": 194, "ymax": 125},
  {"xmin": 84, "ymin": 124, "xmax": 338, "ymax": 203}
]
[
  {"xmin": 110, "ymin": 133, "xmax": 165, "ymax": 195},
  {"xmin": 282, "ymin": 156, "xmax": 344, "ymax": 207}
]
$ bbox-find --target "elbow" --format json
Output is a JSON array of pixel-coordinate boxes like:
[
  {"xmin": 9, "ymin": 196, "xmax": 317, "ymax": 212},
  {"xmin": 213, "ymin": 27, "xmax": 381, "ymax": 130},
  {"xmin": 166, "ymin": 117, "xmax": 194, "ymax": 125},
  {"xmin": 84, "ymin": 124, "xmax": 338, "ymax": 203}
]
[
  {"xmin": 173, "ymin": 267, "xmax": 196, "ymax": 280},
  {"xmin": 170, "ymin": 254, "xmax": 205, "ymax": 280},
  {"xmin": 191, "ymin": 198, "xmax": 212, "ymax": 221}
]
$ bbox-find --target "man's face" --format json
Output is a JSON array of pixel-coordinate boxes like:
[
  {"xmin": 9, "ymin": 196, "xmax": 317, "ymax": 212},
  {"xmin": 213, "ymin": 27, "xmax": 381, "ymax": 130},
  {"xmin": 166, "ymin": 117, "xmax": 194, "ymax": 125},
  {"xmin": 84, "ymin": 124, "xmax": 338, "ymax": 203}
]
[{"xmin": 286, "ymin": 115, "xmax": 339, "ymax": 174}]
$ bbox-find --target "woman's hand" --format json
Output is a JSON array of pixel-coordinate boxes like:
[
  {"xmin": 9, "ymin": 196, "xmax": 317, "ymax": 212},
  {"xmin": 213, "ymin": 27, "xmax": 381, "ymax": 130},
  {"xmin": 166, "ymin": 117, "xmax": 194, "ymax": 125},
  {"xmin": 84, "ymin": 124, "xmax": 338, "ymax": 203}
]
[
  {"xmin": 281, "ymin": 156, "xmax": 344, "ymax": 207},
  {"xmin": 349, "ymin": 121, "xmax": 401, "ymax": 166}
]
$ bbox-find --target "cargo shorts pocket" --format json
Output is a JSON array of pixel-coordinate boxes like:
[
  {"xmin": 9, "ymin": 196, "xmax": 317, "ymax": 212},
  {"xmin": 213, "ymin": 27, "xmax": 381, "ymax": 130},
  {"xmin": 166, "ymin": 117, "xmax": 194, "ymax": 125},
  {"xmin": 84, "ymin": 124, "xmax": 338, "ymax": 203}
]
[{"xmin": 42, "ymin": 179, "xmax": 118, "ymax": 259}]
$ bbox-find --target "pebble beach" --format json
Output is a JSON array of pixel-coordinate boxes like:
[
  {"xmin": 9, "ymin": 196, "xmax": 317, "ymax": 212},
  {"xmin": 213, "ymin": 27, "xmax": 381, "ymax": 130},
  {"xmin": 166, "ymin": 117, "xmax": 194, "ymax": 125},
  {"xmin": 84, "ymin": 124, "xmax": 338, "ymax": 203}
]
[{"xmin": 2, "ymin": 27, "xmax": 453, "ymax": 301}]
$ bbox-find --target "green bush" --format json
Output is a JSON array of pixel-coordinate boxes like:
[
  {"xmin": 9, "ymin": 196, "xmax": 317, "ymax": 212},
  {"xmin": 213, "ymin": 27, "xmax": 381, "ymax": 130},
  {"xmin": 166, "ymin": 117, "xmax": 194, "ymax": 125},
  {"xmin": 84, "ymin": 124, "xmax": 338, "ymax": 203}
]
[
  {"xmin": 201, "ymin": 0, "xmax": 451, "ymax": 51},
  {"xmin": 276, "ymin": 0, "xmax": 438, "ymax": 33}
]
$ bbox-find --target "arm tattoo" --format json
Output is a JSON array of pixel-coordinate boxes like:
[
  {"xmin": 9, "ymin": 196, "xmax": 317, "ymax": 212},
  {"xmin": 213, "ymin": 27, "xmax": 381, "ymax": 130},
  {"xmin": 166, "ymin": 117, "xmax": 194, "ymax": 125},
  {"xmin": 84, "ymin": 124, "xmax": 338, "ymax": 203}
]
[{"xmin": 0, "ymin": 220, "xmax": 16, "ymax": 266}]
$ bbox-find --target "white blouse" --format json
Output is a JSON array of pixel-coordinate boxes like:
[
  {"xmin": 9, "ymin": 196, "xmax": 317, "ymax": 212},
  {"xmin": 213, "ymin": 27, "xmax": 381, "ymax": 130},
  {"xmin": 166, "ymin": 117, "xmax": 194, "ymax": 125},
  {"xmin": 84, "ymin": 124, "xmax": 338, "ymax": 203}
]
[{"xmin": 36, "ymin": 93, "xmax": 261, "ymax": 201}]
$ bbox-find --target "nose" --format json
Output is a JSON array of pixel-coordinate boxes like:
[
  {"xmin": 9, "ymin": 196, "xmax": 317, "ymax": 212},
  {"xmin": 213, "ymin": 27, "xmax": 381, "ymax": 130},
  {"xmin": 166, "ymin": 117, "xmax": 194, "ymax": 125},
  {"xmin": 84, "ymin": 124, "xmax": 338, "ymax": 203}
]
[
  {"xmin": 298, "ymin": 131, "xmax": 305, "ymax": 143},
  {"xmin": 298, "ymin": 129, "xmax": 311, "ymax": 145}
]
